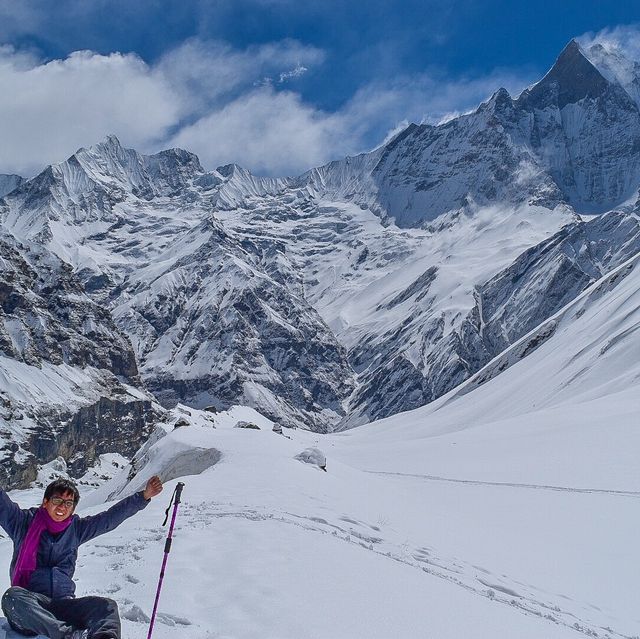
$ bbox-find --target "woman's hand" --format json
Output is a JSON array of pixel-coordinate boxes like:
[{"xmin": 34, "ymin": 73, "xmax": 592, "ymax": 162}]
[{"xmin": 143, "ymin": 475, "xmax": 163, "ymax": 500}]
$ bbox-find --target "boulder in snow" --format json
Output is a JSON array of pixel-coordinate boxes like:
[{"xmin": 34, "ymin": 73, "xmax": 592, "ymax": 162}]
[
  {"xmin": 235, "ymin": 421, "xmax": 260, "ymax": 430},
  {"xmin": 295, "ymin": 447, "xmax": 327, "ymax": 471}
]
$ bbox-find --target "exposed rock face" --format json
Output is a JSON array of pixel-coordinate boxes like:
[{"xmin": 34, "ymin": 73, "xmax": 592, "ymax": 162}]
[
  {"xmin": 2, "ymin": 138, "xmax": 355, "ymax": 432},
  {"xmin": 515, "ymin": 43, "xmax": 640, "ymax": 213},
  {"xmin": 526, "ymin": 40, "xmax": 611, "ymax": 109},
  {"xmin": 0, "ymin": 230, "xmax": 138, "ymax": 377},
  {"xmin": 445, "ymin": 251, "xmax": 640, "ymax": 407},
  {"xmin": 466, "ymin": 211, "xmax": 640, "ymax": 358},
  {"xmin": 0, "ymin": 228, "xmax": 158, "ymax": 487},
  {"xmin": 0, "ymin": 394, "xmax": 158, "ymax": 489},
  {"xmin": 113, "ymin": 216, "xmax": 354, "ymax": 431},
  {"xmin": 0, "ymin": 175, "xmax": 24, "ymax": 199},
  {"xmin": 0, "ymin": 135, "xmax": 207, "ymax": 254}
]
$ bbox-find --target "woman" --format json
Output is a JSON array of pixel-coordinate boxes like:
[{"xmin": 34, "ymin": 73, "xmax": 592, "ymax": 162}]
[{"xmin": 1, "ymin": 475, "xmax": 162, "ymax": 639}]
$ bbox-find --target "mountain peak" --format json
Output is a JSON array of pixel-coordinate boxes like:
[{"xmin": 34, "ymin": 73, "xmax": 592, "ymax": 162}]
[
  {"xmin": 523, "ymin": 39, "xmax": 610, "ymax": 109},
  {"xmin": 73, "ymin": 134, "xmax": 124, "ymax": 157},
  {"xmin": 561, "ymin": 38, "xmax": 581, "ymax": 57},
  {"xmin": 70, "ymin": 134, "xmax": 130, "ymax": 173},
  {"xmin": 100, "ymin": 134, "xmax": 123, "ymax": 150},
  {"xmin": 485, "ymin": 87, "xmax": 513, "ymax": 113}
]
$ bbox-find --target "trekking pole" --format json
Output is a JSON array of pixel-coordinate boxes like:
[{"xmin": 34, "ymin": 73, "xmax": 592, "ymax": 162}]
[{"xmin": 147, "ymin": 482, "xmax": 185, "ymax": 639}]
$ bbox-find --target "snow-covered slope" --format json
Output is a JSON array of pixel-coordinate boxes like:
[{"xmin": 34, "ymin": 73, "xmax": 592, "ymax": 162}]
[
  {"xmin": 324, "ymin": 242, "xmax": 640, "ymax": 637},
  {"xmin": 0, "ymin": 229, "xmax": 137, "ymax": 376},
  {"xmin": 335, "ymin": 243, "xmax": 640, "ymax": 472},
  {"xmin": 0, "ymin": 135, "xmax": 206, "ymax": 262},
  {"xmin": 216, "ymin": 196, "xmax": 578, "ymax": 427},
  {"xmin": 112, "ymin": 214, "xmax": 353, "ymax": 431},
  {"xmin": 2, "ymin": 348, "xmax": 635, "ymax": 639},
  {"xmin": 0, "ymin": 356, "xmax": 157, "ymax": 489},
  {"xmin": 0, "ymin": 34, "xmax": 636, "ymax": 639},
  {"xmin": 462, "ymin": 210, "xmax": 640, "ymax": 360}
]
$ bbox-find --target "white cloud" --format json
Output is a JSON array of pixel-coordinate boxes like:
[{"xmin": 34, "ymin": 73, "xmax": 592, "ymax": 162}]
[
  {"xmin": 0, "ymin": 39, "xmax": 329, "ymax": 176},
  {"xmin": 169, "ymin": 87, "xmax": 339, "ymax": 176},
  {"xmin": 279, "ymin": 64, "xmax": 308, "ymax": 83},
  {"xmin": 378, "ymin": 119, "xmax": 410, "ymax": 146},
  {"xmin": 576, "ymin": 25, "xmax": 640, "ymax": 107},
  {"xmin": 0, "ymin": 46, "xmax": 181, "ymax": 176},
  {"xmin": 332, "ymin": 68, "xmax": 535, "ymax": 150},
  {"xmin": 167, "ymin": 66, "xmax": 535, "ymax": 177},
  {"xmin": 156, "ymin": 39, "xmax": 323, "ymax": 114},
  {"xmin": 0, "ymin": 38, "xmax": 536, "ymax": 178},
  {"xmin": 577, "ymin": 24, "xmax": 640, "ymax": 60}
]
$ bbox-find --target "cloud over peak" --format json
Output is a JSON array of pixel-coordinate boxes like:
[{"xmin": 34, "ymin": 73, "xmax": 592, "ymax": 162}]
[
  {"xmin": 0, "ymin": 46, "xmax": 180, "ymax": 176},
  {"xmin": 0, "ymin": 36, "xmax": 536, "ymax": 178}
]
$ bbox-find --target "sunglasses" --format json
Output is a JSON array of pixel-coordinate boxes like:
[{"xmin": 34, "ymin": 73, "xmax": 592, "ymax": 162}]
[{"xmin": 49, "ymin": 497, "xmax": 76, "ymax": 508}]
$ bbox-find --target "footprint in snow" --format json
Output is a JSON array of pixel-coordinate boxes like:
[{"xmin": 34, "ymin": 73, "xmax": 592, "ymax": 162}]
[
  {"xmin": 157, "ymin": 612, "xmax": 192, "ymax": 626},
  {"xmin": 122, "ymin": 604, "xmax": 150, "ymax": 623}
]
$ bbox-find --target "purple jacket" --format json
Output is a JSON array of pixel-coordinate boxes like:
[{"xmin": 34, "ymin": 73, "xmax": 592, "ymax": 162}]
[{"xmin": 0, "ymin": 490, "xmax": 148, "ymax": 599}]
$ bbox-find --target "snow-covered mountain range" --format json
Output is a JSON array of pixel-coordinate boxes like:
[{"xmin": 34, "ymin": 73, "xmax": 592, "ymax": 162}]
[
  {"xmin": 1, "ymin": 38, "xmax": 640, "ymax": 485},
  {"xmin": 2, "ymin": 241, "xmax": 636, "ymax": 638}
]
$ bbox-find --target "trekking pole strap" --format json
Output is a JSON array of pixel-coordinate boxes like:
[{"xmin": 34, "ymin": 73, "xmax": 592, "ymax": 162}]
[{"xmin": 162, "ymin": 482, "xmax": 185, "ymax": 526}]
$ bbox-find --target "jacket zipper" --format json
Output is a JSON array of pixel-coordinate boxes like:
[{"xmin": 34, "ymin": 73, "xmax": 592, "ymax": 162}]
[{"xmin": 48, "ymin": 539, "xmax": 53, "ymax": 597}]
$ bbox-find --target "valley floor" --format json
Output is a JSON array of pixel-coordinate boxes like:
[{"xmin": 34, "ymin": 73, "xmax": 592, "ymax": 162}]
[{"xmin": 1, "ymin": 401, "xmax": 636, "ymax": 639}]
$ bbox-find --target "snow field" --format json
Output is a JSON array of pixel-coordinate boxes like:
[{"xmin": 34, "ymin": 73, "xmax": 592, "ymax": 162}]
[{"xmin": 3, "ymin": 399, "xmax": 636, "ymax": 639}]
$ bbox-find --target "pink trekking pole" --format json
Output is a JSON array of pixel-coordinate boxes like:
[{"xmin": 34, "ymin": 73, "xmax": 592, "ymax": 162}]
[{"xmin": 147, "ymin": 482, "xmax": 185, "ymax": 639}]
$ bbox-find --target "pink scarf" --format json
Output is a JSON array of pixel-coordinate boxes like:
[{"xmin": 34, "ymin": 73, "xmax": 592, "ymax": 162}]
[{"xmin": 12, "ymin": 507, "xmax": 73, "ymax": 588}]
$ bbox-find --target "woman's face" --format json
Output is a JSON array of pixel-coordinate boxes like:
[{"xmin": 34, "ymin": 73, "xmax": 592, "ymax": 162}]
[{"xmin": 42, "ymin": 490, "xmax": 76, "ymax": 522}]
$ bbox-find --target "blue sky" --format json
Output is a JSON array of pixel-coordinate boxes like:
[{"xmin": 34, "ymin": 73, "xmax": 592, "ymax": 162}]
[{"xmin": 0, "ymin": 0, "xmax": 638, "ymax": 176}]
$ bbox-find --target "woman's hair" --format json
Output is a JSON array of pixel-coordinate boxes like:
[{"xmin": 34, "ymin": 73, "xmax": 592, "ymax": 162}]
[{"xmin": 43, "ymin": 478, "xmax": 80, "ymax": 505}]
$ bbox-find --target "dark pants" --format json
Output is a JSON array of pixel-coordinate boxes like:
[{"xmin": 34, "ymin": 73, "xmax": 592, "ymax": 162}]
[{"xmin": 1, "ymin": 587, "xmax": 121, "ymax": 639}]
